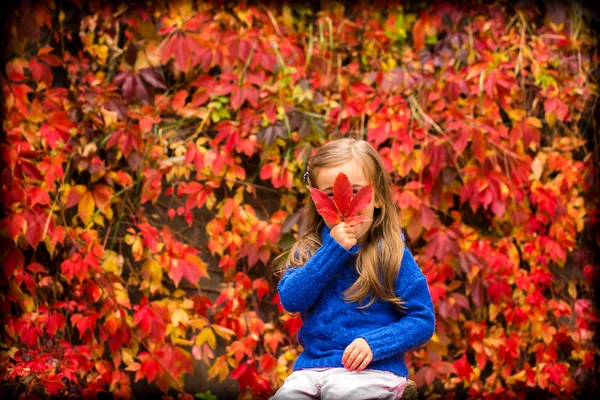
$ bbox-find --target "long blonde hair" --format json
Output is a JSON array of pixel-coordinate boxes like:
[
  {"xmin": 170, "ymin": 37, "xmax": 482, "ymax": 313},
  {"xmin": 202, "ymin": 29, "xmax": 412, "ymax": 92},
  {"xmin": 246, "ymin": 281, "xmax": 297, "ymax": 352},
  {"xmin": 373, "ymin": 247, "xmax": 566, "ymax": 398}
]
[{"xmin": 277, "ymin": 138, "xmax": 405, "ymax": 309}]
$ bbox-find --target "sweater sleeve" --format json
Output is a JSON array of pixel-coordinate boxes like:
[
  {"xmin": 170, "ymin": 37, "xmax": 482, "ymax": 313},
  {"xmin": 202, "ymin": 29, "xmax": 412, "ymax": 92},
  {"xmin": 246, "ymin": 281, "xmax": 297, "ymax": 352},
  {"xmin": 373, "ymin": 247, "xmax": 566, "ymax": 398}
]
[
  {"xmin": 359, "ymin": 248, "xmax": 435, "ymax": 362},
  {"xmin": 278, "ymin": 232, "xmax": 357, "ymax": 313}
]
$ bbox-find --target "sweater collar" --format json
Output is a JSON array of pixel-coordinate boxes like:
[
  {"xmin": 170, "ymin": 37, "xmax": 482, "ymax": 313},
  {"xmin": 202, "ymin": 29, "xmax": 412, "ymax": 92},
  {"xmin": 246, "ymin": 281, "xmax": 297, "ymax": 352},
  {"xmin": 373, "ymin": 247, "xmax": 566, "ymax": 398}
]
[{"xmin": 321, "ymin": 224, "xmax": 362, "ymax": 254}]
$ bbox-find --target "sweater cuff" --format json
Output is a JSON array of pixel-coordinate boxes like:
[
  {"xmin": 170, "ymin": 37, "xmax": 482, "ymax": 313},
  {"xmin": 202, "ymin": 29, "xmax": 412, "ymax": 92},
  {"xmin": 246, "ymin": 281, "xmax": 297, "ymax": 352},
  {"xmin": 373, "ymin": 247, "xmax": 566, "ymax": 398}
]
[{"xmin": 318, "ymin": 231, "xmax": 358, "ymax": 276}]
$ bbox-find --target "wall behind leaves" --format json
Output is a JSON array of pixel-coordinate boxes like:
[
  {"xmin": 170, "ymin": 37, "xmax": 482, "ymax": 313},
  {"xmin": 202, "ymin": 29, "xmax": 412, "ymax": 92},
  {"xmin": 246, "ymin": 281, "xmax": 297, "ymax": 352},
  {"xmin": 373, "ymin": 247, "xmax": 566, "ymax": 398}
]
[{"xmin": 1, "ymin": 0, "xmax": 599, "ymax": 399}]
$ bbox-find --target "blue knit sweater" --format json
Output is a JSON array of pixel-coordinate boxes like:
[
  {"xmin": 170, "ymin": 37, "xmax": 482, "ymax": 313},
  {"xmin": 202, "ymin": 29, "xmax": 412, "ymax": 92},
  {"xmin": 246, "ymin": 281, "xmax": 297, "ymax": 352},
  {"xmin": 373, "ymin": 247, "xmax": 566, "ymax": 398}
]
[{"xmin": 278, "ymin": 224, "xmax": 435, "ymax": 378}]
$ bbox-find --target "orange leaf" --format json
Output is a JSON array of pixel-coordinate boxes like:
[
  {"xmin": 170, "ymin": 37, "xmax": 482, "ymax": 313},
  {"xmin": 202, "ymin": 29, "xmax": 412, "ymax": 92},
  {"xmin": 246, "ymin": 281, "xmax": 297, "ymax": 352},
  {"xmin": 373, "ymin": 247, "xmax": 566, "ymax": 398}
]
[
  {"xmin": 78, "ymin": 191, "xmax": 95, "ymax": 223},
  {"xmin": 412, "ymin": 18, "xmax": 425, "ymax": 51}
]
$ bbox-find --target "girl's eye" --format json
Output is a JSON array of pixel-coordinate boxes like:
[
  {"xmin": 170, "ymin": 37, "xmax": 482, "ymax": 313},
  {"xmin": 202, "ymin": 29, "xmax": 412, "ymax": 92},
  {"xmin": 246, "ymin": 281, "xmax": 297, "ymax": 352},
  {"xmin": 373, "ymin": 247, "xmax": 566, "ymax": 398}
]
[{"xmin": 327, "ymin": 190, "xmax": 359, "ymax": 197}]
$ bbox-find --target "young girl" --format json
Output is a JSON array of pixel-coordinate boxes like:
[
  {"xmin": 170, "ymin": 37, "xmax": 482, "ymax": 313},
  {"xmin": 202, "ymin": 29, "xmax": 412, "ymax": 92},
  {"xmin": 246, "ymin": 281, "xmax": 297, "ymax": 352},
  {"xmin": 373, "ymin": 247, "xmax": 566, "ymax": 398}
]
[{"xmin": 272, "ymin": 138, "xmax": 435, "ymax": 400}]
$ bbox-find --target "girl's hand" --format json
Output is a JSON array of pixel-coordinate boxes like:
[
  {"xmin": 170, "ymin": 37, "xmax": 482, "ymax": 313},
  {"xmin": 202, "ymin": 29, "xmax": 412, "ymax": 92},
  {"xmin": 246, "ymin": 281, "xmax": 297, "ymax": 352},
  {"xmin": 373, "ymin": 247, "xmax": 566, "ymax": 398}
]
[
  {"xmin": 342, "ymin": 338, "xmax": 373, "ymax": 372},
  {"xmin": 330, "ymin": 222, "xmax": 357, "ymax": 250}
]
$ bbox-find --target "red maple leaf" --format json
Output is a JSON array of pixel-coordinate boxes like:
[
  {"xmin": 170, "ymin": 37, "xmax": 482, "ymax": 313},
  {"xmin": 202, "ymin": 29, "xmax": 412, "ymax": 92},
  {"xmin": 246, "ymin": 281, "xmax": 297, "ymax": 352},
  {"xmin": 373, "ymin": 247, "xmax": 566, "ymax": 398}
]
[
  {"xmin": 308, "ymin": 172, "xmax": 373, "ymax": 225},
  {"xmin": 424, "ymin": 226, "xmax": 460, "ymax": 261}
]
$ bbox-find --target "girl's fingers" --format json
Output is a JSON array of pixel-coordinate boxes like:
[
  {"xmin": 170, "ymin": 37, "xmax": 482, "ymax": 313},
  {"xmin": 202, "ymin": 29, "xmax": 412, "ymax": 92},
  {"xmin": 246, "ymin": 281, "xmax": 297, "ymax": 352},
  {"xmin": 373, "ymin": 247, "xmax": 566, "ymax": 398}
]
[
  {"xmin": 349, "ymin": 352, "xmax": 365, "ymax": 371},
  {"xmin": 343, "ymin": 347, "xmax": 360, "ymax": 369},
  {"xmin": 341, "ymin": 346, "xmax": 350, "ymax": 364},
  {"xmin": 355, "ymin": 353, "xmax": 373, "ymax": 373}
]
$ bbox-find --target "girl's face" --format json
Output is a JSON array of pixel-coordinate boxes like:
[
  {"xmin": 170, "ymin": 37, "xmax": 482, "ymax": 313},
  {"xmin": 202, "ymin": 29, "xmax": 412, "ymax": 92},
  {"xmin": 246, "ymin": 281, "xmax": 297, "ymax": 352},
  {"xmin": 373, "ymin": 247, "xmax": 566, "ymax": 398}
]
[{"xmin": 314, "ymin": 158, "xmax": 379, "ymax": 243}]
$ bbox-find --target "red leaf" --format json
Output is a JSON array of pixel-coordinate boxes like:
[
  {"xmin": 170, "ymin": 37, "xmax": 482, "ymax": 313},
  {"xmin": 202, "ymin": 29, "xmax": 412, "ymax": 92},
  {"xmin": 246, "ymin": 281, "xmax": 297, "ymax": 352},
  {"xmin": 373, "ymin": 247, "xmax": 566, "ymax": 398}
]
[
  {"xmin": 345, "ymin": 183, "xmax": 373, "ymax": 218},
  {"xmin": 172, "ymin": 90, "xmax": 188, "ymax": 110},
  {"xmin": 134, "ymin": 304, "xmax": 167, "ymax": 344},
  {"xmin": 544, "ymin": 362, "xmax": 567, "ymax": 386},
  {"xmin": 333, "ymin": 173, "xmax": 352, "ymax": 216},
  {"xmin": 45, "ymin": 312, "xmax": 66, "ymax": 338},
  {"xmin": 92, "ymin": 184, "xmax": 113, "ymax": 213},
  {"xmin": 71, "ymin": 313, "xmax": 98, "ymax": 336},
  {"xmin": 168, "ymin": 255, "xmax": 207, "ymax": 287},
  {"xmin": 420, "ymin": 204, "xmax": 435, "ymax": 230},
  {"xmin": 308, "ymin": 186, "xmax": 341, "ymax": 225},
  {"xmin": 432, "ymin": 360, "xmax": 457, "ymax": 375},
  {"xmin": 252, "ymin": 278, "xmax": 270, "ymax": 301},
  {"xmin": 345, "ymin": 215, "xmax": 370, "ymax": 225},
  {"xmin": 424, "ymin": 227, "xmax": 460, "ymax": 261},
  {"xmin": 141, "ymin": 356, "xmax": 162, "ymax": 385},
  {"xmin": 61, "ymin": 253, "xmax": 85, "ymax": 283},
  {"xmin": 2, "ymin": 244, "xmax": 24, "ymax": 279},
  {"xmin": 29, "ymin": 58, "xmax": 53, "ymax": 85},
  {"xmin": 230, "ymin": 86, "xmax": 245, "ymax": 110},
  {"xmin": 26, "ymin": 262, "xmax": 46, "ymax": 274},
  {"xmin": 454, "ymin": 355, "xmax": 472, "ymax": 379},
  {"xmin": 65, "ymin": 185, "xmax": 86, "ymax": 208},
  {"xmin": 424, "ymin": 366, "xmax": 437, "ymax": 385},
  {"xmin": 41, "ymin": 122, "xmax": 70, "ymax": 150},
  {"xmin": 23, "ymin": 209, "xmax": 45, "ymax": 249},
  {"xmin": 259, "ymin": 353, "xmax": 276, "ymax": 372},
  {"xmin": 309, "ymin": 172, "xmax": 373, "ymax": 226}
]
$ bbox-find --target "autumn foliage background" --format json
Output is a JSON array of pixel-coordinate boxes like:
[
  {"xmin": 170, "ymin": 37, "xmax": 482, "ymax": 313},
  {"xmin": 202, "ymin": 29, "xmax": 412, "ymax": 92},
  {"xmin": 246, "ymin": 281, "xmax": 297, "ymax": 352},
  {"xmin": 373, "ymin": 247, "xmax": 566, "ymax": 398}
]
[{"xmin": 1, "ymin": 0, "xmax": 600, "ymax": 398}]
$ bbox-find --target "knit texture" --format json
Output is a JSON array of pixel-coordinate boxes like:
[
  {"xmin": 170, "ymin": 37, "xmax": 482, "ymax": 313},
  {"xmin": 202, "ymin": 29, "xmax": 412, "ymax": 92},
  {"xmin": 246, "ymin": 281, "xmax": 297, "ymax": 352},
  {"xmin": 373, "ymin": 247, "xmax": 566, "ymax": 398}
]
[{"xmin": 278, "ymin": 224, "xmax": 435, "ymax": 378}]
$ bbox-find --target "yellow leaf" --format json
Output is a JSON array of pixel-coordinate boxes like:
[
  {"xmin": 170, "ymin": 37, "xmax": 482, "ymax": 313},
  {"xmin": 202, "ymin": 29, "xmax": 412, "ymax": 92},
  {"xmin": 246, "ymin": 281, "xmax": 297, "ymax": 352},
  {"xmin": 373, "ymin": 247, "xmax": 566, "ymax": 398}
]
[
  {"xmin": 131, "ymin": 236, "xmax": 144, "ymax": 262},
  {"xmin": 196, "ymin": 327, "xmax": 217, "ymax": 349},
  {"xmin": 205, "ymin": 195, "xmax": 216, "ymax": 210},
  {"xmin": 531, "ymin": 154, "xmax": 545, "ymax": 181},
  {"xmin": 78, "ymin": 191, "xmax": 95, "ymax": 223},
  {"xmin": 114, "ymin": 283, "xmax": 131, "ymax": 308},
  {"xmin": 507, "ymin": 109, "xmax": 525, "ymax": 121},
  {"xmin": 103, "ymin": 206, "xmax": 113, "ymax": 221},
  {"xmin": 7, "ymin": 347, "xmax": 19, "ymax": 358},
  {"xmin": 171, "ymin": 308, "xmax": 189, "ymax": 328},
  {"xmin": 410, "ymin": 149, "xmax": 423, "ymax": 173},
  {"xmin": 545, "ymin": 112, "xmax": 556, "ymax": 128},
  {"xmin": 212, "ymin": 324, "xmax": 236, "ymax": 341},
  {"xmin": 489, "ymin": 304, "xmax": 499, "ymax": 321},
  {"xmin": 141, "ymin": 258, "xmax": 162, "ymax": 294},
  {"xmin": 93, "ymin": 214, "xmax": 104, "ymax": 227},
  {"xmin": 102, "ymin": 250, "xmax": 124, "ymax": 275},
  {"xmin": 429, "ymin": 332, "xmax": 441, "ymax": 344},
  {"xmin": 568, "ymin": 281, "xmax": 577, "ymax": 299},
  {"xmin": 121, "ymin": 348, "xmax": 134, "ymax": 366},
  {"xmin": 191, "ymin": 319, "xmax": 209, "ymax": 330},
  {"xmin": 526, "ymin": 116, "xmax": 542, "ymax": 128},
  {"xmin": 507, "ymin": 369, "xmax": 527, "ymax": 384},
  {"xmin": 100, "ymin": 107, "xmax": 118, "ymax": 127},
  {"xmin": 173, "ymin": 0, "xmax": 194, "ymax": 18},
  {"xmin": 173, "ymin": 338, "xmax": 193, "ymax": 346},
  {"xmin": 207, "ymin": 356, "xmax": 229, "ymax": 383},
  {"xmin": 23, "ymin": 294, "xmax": 36, "ymax": 313}
]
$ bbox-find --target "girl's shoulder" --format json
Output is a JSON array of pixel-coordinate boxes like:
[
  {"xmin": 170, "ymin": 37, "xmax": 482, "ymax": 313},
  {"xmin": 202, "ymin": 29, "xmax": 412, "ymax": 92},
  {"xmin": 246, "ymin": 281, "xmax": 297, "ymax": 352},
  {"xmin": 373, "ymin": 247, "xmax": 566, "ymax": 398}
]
[{"xmin": 398, "ymin": 242, "xmax": 426, "ymax": 284}]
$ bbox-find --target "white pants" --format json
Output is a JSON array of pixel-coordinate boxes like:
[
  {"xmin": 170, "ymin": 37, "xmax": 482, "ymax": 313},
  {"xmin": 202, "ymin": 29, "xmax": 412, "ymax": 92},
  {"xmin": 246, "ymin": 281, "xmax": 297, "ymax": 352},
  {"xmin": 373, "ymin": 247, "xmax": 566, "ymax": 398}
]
[{"xmin": 271, "ymin": 368, "xmax": 407, "ymax": 400}]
